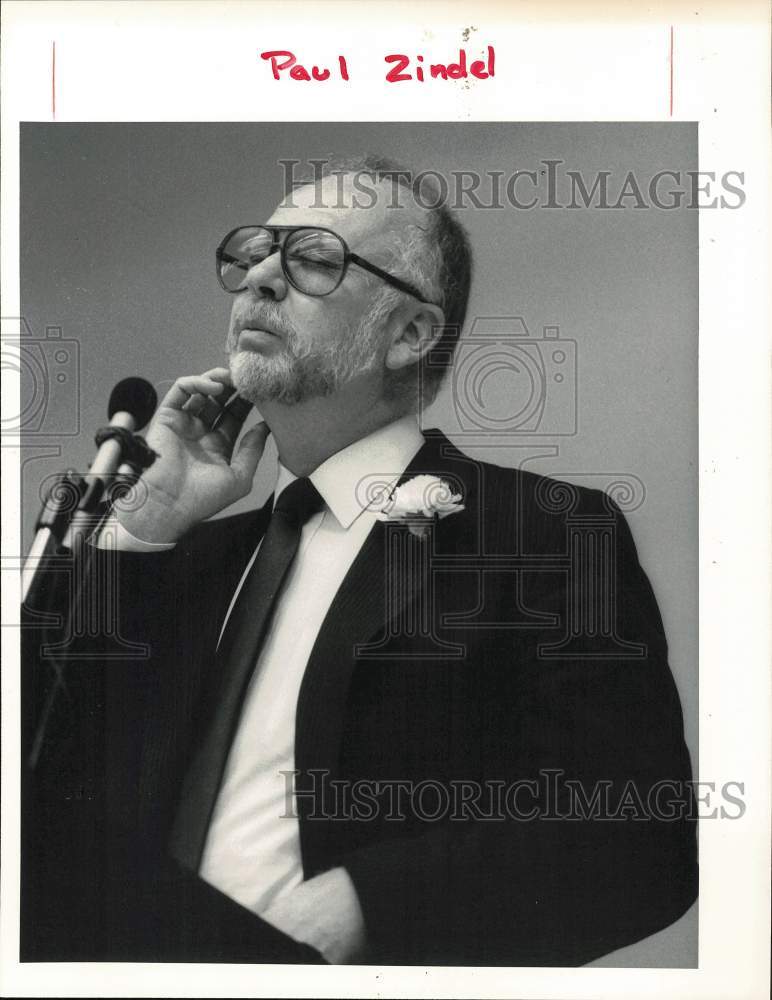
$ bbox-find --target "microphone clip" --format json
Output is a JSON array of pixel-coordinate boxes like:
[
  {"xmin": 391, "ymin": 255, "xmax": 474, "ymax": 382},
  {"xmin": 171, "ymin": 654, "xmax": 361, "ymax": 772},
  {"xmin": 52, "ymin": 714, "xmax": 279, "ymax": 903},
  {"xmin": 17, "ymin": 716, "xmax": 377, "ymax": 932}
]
[{"xmin": 94, "ymin": 425, "xmax": 158, "ymax": 473}]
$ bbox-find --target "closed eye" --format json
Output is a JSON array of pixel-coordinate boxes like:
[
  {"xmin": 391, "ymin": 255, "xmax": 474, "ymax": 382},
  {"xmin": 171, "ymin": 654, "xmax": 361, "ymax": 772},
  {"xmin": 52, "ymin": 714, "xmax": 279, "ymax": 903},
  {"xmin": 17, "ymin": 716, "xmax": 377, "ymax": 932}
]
[
  {"xmin": 220, "ymin": 251, "xmax": 249, "ymax": 272},
  {"xmin": 286, "ymin": 231, "xmax": 342, "ymax": 271},
  {"xmin": 287, "ymin": 247, "xmax": 340, "ymax": 271}
]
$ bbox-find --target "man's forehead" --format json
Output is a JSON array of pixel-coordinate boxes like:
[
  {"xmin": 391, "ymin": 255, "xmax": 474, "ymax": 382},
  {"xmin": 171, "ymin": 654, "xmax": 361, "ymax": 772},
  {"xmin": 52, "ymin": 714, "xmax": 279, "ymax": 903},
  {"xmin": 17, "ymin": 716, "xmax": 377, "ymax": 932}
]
[{"xmin": 267, "ymin": 174, "xmax": 426, "ymax": 250}]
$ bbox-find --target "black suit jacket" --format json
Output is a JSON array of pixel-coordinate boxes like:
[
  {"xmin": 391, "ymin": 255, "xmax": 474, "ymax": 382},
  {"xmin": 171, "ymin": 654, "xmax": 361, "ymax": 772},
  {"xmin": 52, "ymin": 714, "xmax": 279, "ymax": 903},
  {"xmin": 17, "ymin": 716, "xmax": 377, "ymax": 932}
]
[{"xmin": 21, "ymin": 429, "xmax": 697, "ymax": 965}]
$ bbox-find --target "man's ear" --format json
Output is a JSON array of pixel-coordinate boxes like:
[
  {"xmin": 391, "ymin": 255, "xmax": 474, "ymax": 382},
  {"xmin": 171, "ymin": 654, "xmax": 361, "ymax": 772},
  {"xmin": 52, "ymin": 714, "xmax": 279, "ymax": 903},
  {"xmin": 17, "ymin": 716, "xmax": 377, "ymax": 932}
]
[{"xmin": 384, "ymin": 303, "xmax": 446, "ymax": 372}]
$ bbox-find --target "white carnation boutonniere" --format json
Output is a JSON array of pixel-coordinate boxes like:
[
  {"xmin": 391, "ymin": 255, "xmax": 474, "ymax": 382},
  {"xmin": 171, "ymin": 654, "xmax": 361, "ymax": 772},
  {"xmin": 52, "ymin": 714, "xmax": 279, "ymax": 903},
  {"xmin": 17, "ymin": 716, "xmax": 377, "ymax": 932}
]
[{"xmin": 375, "ymin": 474, "xmax": 465, "ymax": 539}]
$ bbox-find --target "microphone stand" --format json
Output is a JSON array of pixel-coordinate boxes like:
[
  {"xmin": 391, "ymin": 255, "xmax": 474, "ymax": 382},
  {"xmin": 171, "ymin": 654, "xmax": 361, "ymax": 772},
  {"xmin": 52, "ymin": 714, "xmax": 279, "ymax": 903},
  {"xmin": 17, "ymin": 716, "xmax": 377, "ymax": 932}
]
[
  {"xmin": 21, "ymin": 418, "xmax": 157, "ymax": 607},
  {"xmin": 22, "ymin": 421, "xmax": 157, "ymax": 770}
]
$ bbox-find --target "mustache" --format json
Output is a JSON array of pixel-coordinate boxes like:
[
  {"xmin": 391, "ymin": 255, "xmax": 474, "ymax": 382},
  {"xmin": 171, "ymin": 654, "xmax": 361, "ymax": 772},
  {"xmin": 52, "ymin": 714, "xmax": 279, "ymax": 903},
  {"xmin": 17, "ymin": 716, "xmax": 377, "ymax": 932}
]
[{"xmin": 228, "ymin": 301, "xmax": 297, "ymax": 349}]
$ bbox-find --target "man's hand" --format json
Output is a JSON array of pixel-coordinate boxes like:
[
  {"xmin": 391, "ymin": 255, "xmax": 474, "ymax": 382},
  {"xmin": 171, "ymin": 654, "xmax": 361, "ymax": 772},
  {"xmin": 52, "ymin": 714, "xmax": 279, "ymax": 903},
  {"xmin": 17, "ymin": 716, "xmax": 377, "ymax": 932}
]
[
  {"xmin": 260, "ymin": 867, "xmax": 367, "ymax": 964},
  {"xmin": 117, "ymin": 368, "xmax": 269, "ymax": 543}
]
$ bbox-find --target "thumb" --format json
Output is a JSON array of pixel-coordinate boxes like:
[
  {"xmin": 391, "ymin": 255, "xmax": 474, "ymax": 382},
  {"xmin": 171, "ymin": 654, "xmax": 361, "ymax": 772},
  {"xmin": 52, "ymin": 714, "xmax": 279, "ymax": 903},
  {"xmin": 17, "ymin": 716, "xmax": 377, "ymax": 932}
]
[{"xmin": 230, "ymin": 421, "xmax": 270, "ymax": 490}]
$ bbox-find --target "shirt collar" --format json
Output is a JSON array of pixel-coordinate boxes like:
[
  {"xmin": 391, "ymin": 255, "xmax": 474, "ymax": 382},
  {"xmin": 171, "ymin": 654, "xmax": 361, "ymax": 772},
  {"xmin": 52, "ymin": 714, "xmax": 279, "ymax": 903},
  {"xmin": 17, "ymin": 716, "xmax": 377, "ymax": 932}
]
[{"xmin": 273, "ymin": 415, "xmax": 424, "ymax": 529}]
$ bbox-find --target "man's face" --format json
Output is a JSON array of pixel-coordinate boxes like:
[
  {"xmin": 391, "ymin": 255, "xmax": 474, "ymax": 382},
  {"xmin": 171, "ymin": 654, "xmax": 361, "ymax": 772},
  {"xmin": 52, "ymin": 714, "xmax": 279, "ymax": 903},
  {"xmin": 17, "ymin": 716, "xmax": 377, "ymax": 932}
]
[{"xmin": 226, "ymin": 175, "xmax": 417, "ymax": 405}]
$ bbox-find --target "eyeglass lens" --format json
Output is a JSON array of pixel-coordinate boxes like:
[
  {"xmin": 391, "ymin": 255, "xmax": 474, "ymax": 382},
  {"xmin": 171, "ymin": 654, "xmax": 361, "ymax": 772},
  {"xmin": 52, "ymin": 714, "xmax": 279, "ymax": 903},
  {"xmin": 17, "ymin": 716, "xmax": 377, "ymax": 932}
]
[{"xmin": 219, "ymin": 227, "xmax": 346, "ymax": 295}]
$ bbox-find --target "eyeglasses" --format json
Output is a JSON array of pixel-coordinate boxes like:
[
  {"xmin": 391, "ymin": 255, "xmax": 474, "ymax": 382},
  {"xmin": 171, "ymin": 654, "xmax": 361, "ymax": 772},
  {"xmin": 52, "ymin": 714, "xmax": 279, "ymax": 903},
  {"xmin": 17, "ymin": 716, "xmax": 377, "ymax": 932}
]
[{"xmin": 216, "ymin": 225, "xmax": 435, "ymax": 304}]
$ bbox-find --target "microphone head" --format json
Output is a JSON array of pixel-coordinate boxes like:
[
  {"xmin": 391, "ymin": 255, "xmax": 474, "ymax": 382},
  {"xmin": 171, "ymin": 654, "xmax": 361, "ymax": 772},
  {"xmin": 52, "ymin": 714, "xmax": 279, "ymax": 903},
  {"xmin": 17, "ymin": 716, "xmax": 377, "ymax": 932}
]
[{"xmin": 108, "ymin": 377, "xmax": 158, "ymax": 429}]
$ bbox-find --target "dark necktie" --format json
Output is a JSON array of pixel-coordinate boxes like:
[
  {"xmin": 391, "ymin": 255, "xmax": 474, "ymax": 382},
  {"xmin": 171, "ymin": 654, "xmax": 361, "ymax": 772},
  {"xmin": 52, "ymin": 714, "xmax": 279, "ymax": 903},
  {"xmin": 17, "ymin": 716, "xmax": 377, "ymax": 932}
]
[{"xmin": 168, "ymin": 476, "xmax": 324, "ymax": 870}]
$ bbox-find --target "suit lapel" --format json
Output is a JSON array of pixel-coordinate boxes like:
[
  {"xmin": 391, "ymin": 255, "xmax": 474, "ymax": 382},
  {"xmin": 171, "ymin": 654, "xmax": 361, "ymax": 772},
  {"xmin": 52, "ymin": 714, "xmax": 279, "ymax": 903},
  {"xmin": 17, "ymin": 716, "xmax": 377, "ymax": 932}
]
[{"xmin": 294, "ymin": 429, "xmax": 482, "ymax": 870}]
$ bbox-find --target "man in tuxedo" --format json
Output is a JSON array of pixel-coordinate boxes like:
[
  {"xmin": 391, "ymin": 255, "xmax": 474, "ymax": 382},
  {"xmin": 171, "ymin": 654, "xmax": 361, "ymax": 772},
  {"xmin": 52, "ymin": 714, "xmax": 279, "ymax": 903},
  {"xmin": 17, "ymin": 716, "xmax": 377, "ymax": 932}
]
[{"xmin": 22, "ymin": 156, "xmax": 697, "ymax": 965}]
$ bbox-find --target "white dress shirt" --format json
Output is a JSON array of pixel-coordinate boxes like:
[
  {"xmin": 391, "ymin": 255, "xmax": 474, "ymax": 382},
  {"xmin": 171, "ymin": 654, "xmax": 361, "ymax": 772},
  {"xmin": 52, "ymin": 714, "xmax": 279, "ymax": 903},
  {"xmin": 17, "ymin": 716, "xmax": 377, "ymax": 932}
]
[{"xmin": 102, "ymin": 416, "xmax": 423, "ymax": 915}]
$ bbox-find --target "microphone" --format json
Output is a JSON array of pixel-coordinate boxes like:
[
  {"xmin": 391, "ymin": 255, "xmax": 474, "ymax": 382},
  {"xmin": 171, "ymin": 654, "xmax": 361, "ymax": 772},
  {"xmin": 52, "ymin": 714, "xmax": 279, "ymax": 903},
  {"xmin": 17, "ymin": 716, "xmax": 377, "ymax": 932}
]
[
  {"xmin": 22, "ymin": 378, "xmax": 159, "ymax": 768},
  {"xmin": 86, "ymin": 376, "xmax": 159, "ymax": 476},
  {"xmin": 22, "ymin": 378, "xmax": 158, "ymax": 601},
  {"xmin": 59, "ymin": 377, "xmax": 158, "ymax": 550},
  {"xmin": 109, "ymin": 377, "xmax": 158, "ymax": 427}
]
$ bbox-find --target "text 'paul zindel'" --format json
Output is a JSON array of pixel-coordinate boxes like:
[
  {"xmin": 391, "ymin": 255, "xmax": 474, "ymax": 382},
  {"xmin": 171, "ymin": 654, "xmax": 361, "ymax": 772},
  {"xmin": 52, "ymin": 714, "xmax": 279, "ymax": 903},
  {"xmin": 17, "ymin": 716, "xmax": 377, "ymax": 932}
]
[{"xmin": 259, "ymin": 47, "xmax": 496, "ymax": 83}]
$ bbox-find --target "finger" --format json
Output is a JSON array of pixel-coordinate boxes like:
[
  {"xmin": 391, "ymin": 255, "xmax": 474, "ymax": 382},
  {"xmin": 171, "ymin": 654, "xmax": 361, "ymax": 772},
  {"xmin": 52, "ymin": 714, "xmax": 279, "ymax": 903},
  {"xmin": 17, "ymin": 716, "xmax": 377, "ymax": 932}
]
[
  {"xmin": 201, "ymin": 366, "xmax": 232, "ymax": 380},
  {"xmin": 199, "ymin": 367, "xmax": 234, "ymax": 393},
  {"xmin": 147, "ymin": 406, "xmax": 208, "ymax": 447},
  {"xmin": 161, "ymin": 373, "xmax": 229, "ymax": 411},
  {"xmin": 181, "ymin": 392, "xmax": 209, "ymax": 416},
  {"xmin": 230, "ymin": 422, "xmax": 270, "ymax": 490}
]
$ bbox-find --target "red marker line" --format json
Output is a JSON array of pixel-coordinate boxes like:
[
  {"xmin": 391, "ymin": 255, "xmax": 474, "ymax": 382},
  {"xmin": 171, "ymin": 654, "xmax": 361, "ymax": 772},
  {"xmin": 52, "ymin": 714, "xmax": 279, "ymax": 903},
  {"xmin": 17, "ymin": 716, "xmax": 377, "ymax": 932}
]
[
  {"xmin": 669, "ymin": 26, "xmax": 674, "ymax": 117},
  {"xmin": 52, "ymin": 41, "xmax": 56, "ymax": 119}
]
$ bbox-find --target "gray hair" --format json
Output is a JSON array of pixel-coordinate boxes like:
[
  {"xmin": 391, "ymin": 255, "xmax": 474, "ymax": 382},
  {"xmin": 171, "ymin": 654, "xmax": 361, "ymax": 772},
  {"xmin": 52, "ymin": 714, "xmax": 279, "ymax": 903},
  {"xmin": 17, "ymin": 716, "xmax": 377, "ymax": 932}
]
[{"xmin": 292, "ymin": 153, "xmax": 473, "ymax": 407}]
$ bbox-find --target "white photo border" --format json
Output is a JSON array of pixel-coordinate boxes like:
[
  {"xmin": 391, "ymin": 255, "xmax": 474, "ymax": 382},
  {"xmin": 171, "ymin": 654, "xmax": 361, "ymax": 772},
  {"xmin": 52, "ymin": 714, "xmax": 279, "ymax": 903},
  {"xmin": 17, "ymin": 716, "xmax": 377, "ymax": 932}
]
[{"xmin": 2, "ymin": 2, "xmax": 769, "ymax": 998}]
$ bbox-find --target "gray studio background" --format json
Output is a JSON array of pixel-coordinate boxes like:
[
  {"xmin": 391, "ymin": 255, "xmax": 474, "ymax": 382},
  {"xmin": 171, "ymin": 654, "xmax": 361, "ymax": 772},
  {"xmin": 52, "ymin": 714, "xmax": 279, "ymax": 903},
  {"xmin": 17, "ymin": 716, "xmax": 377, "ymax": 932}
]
[{"xmin": 19, "ymin": 122, "xmax": 697, "ymax": 966}]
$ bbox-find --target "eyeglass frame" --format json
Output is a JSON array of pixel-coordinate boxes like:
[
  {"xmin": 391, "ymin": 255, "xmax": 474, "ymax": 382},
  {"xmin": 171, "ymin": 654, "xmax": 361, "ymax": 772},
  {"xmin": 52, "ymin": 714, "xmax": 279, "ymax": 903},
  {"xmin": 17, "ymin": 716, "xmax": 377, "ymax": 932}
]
[{"xmin": 216, "ymin": 224, "xmax": 438, "ymax": 306}]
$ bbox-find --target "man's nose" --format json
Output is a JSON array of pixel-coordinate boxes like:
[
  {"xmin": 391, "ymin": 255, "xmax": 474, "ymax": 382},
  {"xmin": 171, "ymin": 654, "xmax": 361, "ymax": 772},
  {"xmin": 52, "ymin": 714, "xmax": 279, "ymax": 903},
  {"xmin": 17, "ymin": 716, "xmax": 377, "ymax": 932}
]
[{"xmin": 243, "ymin": 251, "xmax": 288, "ymax": 300}]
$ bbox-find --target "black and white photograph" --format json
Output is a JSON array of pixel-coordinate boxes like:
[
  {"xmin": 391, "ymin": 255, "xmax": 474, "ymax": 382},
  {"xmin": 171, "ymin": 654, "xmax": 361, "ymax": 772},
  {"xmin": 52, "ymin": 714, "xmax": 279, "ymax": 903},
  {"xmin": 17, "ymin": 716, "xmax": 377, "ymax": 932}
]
[
  {"xmin": 18, "ymin": 119, "xmax": 700, "ymax": 967},
  {"xmin": 2, "ymin": 4, "xmax": 769, "ymax": 1000}
]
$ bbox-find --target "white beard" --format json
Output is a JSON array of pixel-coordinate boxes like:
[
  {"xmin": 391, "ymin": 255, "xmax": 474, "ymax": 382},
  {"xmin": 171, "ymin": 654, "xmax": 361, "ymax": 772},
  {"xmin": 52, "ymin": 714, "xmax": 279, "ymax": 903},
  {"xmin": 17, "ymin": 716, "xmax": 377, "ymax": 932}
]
[
  {"xmin": 229, "ymin": 346, "xmax": 338, "ymax": 405},
  {"xmin": 227, "ymin": 304, "xmax": 389, "ymax": 406}
]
